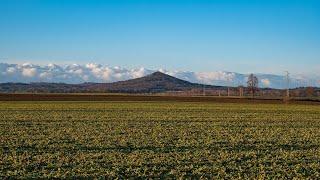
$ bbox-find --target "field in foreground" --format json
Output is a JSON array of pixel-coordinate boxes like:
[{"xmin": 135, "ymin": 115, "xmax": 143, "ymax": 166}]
[{"xmin": 0, "ymin": 101, "xmax": 320, "ymax": 178}]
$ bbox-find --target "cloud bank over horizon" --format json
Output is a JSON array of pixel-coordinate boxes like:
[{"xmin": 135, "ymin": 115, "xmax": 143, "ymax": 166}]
[{"xmin": 1, "ymin": 63, "xmax": 319, "ymax": 89}]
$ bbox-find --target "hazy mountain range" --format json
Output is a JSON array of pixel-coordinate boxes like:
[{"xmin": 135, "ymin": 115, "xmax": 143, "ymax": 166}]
[{"xmin": 1, "ymin": 63, "xmax": 319, "ymax": 89}]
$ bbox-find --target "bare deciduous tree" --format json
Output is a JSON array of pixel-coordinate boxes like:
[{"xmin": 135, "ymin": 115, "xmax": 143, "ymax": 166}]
[{"xmin": 247, "ymin": 74, "xmax": 259, "ymax": 98}]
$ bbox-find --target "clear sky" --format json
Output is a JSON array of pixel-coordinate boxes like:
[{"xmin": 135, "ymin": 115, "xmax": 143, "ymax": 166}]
[{"xmin": 0, "ymin": 0, "xmax": 319, "ymax": 75}]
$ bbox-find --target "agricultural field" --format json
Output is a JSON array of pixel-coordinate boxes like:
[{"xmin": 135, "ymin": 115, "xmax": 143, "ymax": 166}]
[{"xmin": 0, "ymin": 101, "xmax": 320, "ymax": 178}]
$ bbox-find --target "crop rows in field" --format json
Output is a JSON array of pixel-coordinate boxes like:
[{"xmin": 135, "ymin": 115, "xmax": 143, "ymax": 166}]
[{"xmin": 0, "ymin": 102, "xmax": 320, "ymax": 178}]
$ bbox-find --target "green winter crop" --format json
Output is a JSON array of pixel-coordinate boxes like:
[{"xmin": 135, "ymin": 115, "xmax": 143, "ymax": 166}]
[{"xmin": 0, "ymin": 101, "xmax": 319, "ymax": 178}]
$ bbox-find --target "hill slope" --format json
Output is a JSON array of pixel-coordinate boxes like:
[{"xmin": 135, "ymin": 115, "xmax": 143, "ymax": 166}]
[{"xmin": 87, "ymin": 71, "xmax": 210, "ymax": 93}]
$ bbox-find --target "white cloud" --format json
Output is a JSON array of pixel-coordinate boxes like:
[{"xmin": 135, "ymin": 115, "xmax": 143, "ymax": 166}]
[
  {"xmin": 195, "ymin": 71, "xmax": 235, "ymax": 82},
  {"xmin": 0, "ymin": 62, "xmax": 317, "ymax": 88},
  {"xmin": 193, "ymin": 71, "xmax": 237, "ymax": 86},
  {"xmin": 22, "ymin": 62, "xmax": 33, "ymax": 67},
  {"xmin": 39, "ymin": 72, "xmax": 52, "ymax": 79},
  {"xmin": 261, "ymin": 78, "xmax": 271, "ymax": 87},
  {"xmin": 131, "ymin": 67, "xmax": 147, "ymax": 78},
  {"xmin": 6, "ymin": 67, "xmax": 16, "ymax": 74},
  {"xmin": 22, "ymin": 68, "xmax": 37, "ymax": 77},
  {"xmin": 82, "ymin": 75, "xmax": 89, "ymax": 81},
  {"xmin": 101, "ymin": 67, "xmax": 113, "ymax": 81},
  {"xmin": 74, "ymin": 69, "xmax": 83, "ymax": 74}
]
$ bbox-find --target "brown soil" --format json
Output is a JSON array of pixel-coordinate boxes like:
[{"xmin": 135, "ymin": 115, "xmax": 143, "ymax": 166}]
[{"xmin": 0, "ymin": 93, "xmax": 319, "ymax": 105}]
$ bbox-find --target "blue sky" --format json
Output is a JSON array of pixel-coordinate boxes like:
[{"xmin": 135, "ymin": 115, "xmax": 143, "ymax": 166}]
[{"xmin": 0, "ymin": 0, "xmax": 319, "ymax": 75}]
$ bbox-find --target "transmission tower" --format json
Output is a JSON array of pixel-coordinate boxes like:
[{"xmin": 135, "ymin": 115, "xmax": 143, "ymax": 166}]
[{"xmin": 285, "ymin": 71, "xmax": 290, "ymax": 98}]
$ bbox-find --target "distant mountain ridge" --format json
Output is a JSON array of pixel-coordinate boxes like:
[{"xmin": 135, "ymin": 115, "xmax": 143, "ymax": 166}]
[{"xmin": 0, "ymin": 72, "xmax": 220, "ymax": 93}]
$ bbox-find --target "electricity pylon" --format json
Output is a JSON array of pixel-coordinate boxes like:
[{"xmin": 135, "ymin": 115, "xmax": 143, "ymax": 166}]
[{"xmin": 285, "ymin": 71, "xmax": 290, "ymax": 98}]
